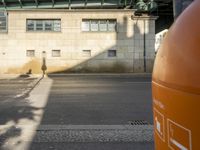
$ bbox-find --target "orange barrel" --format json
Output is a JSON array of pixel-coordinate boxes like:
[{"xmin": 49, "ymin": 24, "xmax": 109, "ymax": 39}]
[{"xmin": 152, "ymin": 1, "xmax": 200, "ymax": 150}]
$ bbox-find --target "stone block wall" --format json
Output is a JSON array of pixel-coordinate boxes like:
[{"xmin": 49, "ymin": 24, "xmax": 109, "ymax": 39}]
[{"xmin": 0, "ymin": 9, "xmax": 157, "ymax": 74}]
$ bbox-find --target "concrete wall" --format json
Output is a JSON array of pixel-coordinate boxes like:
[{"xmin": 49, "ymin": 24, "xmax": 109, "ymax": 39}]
[{"xmin": 0, "ymin": 9, "xmax": 156, "ymax": 74}]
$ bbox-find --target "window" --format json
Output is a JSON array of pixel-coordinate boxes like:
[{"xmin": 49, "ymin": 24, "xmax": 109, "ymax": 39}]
[
  {"xmin": 27, "ymin": 19, "xmax": 61, "ymax": 32},
  {"xmin": 52, "ymin": 50, "xmax": 61, "ymax": 57},
  {"xmin": 0, "ymin": 11, "xmax": 7, "ymax": 33},
  {"xmin": 36, "ymin": 20, "xmax": 43, "ymax": 31},
  {"xmin": 82, "ymin": 50, "xmax": 91, "ymax": 57},
  {"xmin": 27, "ymin": 20, "xmax": 34, "ymax": 31},
  {"xmin": 81, "ymin": 20, "xmax": 90, "ymax": 31},
  {"xmin": 108, "ymin": 50, "xmax": 117, "ymax": 57},
  {"xmin": 99, "ymin": 20, "xmax": 107, "ymax": 31},
  {"xmin": 90, "ymin": 20, "xmax": 99, "ymax": 32},
  {"xmin": 26, "ymin": 50, "xmax": 35, "ymax": 57},
  {"xmin": 108, "ymin": 20, "xmax": 116, "ymax": 31},
  {"xmin": 53, "ymin": 20, "xmax": 61, "ymax": 32},
  {"xmin": 81, "ymin": 19, "xmax": 117, "ymax": 32},
  {"xmin": 44, "ymin": 20, "xmax": 53, "ymax": 31}
]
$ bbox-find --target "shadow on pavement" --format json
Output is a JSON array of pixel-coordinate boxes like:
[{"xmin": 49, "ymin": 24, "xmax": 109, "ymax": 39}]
[{"xmin": 0, "ymin": 77, "xmax": 43, "ymax": 149}]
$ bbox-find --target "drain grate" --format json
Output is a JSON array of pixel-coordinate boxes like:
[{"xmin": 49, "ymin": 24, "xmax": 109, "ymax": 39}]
[{"xmin": 128, "ymin": 120, "xmax": 149, "ymax": 125}]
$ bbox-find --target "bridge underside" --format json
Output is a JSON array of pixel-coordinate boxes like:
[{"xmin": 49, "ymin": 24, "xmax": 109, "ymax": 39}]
[
  {"xmin": 0, "ymin": 0, "xmax": 172, "ymax": 11},
  {"xmin": 0, "ymin": 0, "xmax": 135, "ymax": 10}
]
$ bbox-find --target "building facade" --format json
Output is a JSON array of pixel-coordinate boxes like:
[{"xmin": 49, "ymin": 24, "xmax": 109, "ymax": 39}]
[{"xmin": 0, "ymin": 9, "xmax": 156, "ymax": 74}]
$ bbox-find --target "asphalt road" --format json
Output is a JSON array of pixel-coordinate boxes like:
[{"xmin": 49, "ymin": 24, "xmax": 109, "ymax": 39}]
[
  {"xmin": 41, "ymin": 75, "xmax": 153, "ymax": 125},
  {"xmin": 0, "ymin": 74, "xmax": 154, "ymax": 150}
]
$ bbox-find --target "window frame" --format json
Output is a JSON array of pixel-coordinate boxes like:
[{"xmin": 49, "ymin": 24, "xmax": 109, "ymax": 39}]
[
  {"xmin": 26, "ymin": 19, "xmax": 61, "ymax": 32},
  {"xmin": 82, "ymin": 50, "xmax": 91, "ymax": 57},
  {"xmin": 81, "ymin": 20, "xmax": 90, "ymax": 32},
  {"xmin": 99, "ymin": 20, "xmax": 108, "ymax": 32},
  {"xmin": 27, "ymin": 20, "xmax": 35, "ymax": 31},
  {"xmin": 26, "ymin": 50, "xmax": 35, "ymax": 57},
  {"xmin": 52, "ymin": 50, "xmax": 61, "ymax": 57},
  {"xmin": 0, "ymin": 11, "xmax": 8, "ymax": 33},
  {"xmin": 108, "ymin": 20, "xmax": 117, "ymax": 32},
  {"xmin": 108, "ymin": 50, "xmax": 117, "ymax": 57},
  {"xmin": 90, "ymin": 20, "xmax": 99, "ymax": 32},
  {"xmin": 81, "ymin": 19, "xmax": 117, "ymax": 32},
  {"xmin": 36, "ymin": 20, "xmax": 43, "ymax": 31},
  {"xmin": 44, "ymin": 20, "xmax": 53, "ymax": 31}
]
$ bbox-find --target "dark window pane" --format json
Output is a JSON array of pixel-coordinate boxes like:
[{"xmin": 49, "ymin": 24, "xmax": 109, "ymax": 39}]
[{"xmin": 108, "ymin": 50, "xmax": 117, "ymax": 57}]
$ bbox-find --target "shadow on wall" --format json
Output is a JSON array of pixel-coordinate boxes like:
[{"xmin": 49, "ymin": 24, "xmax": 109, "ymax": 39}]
[
  {"xmin": 5, "ymin": 15, "xmax": 155, "ymax": 74},
  {"xmin": 47, "ymin": 16, "xmax": 154, "ymax": 74}
]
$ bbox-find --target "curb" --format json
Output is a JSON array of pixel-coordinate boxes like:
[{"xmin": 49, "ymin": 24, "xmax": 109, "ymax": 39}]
[
  {"xmin": 14, "ymin": 76, "xmax": 43, "ymax": 98},
  {"xmin": 0, "ymin": 74, "xmax": 42, "ymax": 79},
  {"xmin": 47, "ymin": 73, "xmax": 152, "ymax": 78}
]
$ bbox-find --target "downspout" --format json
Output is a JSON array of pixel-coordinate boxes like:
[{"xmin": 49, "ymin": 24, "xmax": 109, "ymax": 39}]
[{"xmin": 143, "ymin": 19, "xmax": 146, "ymax": 72}]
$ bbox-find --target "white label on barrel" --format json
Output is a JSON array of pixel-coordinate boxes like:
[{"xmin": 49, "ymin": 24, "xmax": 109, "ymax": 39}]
[
  {"xmin": 154, "ymin": 108, "xmax": 165, "ymax": 142},
  {"xmin": 167, "ymin": 119, "xmax": 192, "ymax": 150}
]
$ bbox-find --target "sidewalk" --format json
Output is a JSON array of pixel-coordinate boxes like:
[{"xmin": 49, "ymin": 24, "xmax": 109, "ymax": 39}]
[
  {"xmin": 0, "ymin": 77, "xmax": 53, "ymax": 150},
  {"xmin": 0, "ymin": 73, "xmax": 152, "ymax": 79},
  {"xmin": 0, "ymin": 74, "xmax": 42, "ymax": 79}
]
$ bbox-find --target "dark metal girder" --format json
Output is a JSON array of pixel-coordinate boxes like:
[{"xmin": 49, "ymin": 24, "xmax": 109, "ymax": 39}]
[
  {"xmin": 101, "ymin": 0, "xmax": 104, "ymax": 8},
  {"xmin": 0, "ymin": 0, "xmax": 136, "ymax": 9},
  {"xmin": 0, "ymin": 0, "xmax": 173, "ymax": 12},
  {"xmin": 2, "ymin": 0, "xmax": 6, "ymax": 8},
  {"xmin": 34, "ymin": 0, "xmax": 38, "ymax": 7},
  {"xmin": 18, "ymin": 0, "xmax": 22, "ymax": 8},
  {"xmin": 84, "ymin": 0, "xmax": 87, "ymax": 8},
  {"xmin": 68, "ymin": 0, "xmax": 71, "ymax": 9}
]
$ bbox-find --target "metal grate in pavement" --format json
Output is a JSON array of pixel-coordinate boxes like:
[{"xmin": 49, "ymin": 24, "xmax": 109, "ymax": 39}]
[{"xmin": 128, "ymin": 120, "xmax": 149, "ymax": 125}]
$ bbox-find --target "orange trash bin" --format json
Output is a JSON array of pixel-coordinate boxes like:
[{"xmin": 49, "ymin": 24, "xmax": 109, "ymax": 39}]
[{"xmin": 152, "ymin": 1, "xmax": 200, "ymax": 150}]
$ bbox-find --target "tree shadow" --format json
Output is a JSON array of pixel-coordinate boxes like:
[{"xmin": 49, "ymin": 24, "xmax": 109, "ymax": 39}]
[{"xmin": 0, "ymin": 78, "xmax": 43, "ymax": 149}]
